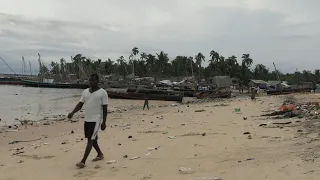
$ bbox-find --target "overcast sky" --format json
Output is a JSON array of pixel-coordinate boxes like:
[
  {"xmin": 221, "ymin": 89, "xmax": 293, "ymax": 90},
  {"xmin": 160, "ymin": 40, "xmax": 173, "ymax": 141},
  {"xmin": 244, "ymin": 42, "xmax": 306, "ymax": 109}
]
[{"xmin": 0, "ymin": 0, "xmax": 319, "ymax": 74}]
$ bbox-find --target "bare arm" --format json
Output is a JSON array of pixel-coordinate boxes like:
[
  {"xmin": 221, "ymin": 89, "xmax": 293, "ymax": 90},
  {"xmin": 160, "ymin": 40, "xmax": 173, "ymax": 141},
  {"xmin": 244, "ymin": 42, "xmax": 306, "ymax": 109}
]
[
  {"xmin": 102, "ymin": 105, "xmax": 108, "ymax": 124},
  {"xmin": 71, "ymin": 102, "xmax": 84, "ymax": 114},
  {"xmin": 68, "ymin": 102, "xmax": 84, "ymax": 119}
]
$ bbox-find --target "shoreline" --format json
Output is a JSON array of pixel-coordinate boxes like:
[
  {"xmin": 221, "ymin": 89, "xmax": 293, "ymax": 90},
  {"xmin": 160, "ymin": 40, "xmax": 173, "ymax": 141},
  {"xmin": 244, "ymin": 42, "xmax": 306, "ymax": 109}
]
[{"xmin": 0, "ymin": 94, "xmax": 320, "ymax": 180}]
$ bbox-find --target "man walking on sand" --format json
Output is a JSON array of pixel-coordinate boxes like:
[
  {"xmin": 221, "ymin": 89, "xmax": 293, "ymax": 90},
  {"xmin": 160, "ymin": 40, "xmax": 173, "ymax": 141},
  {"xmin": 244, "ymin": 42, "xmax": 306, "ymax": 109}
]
[
  {"xmin": 143, "ymin": 94, "xmax": 150, "ymax": 110},
  {"xmin": 68, "ymin": 74, "xmax": 108, "ymax": 168}
]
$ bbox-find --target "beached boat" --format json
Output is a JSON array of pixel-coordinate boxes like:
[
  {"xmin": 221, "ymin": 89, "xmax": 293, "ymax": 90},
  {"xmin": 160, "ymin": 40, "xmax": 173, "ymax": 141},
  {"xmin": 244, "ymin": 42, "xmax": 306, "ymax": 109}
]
[
  {"xmin": 266, "ymin": 88, "xmax": 312, "ymax": 95},
  {"xmin": 0, "ymin": 77, "xmax": 24, "ymax": 85},
  {"xmin": 23, "ymin": 80, "xmax": 89, "ymax": 89},
  {"xmin": 107, "ymin": 90, "xmax": 184, "ymax": 102},
  {"xmin": 196, "ymin": 90, "xmax": 232, "ymax": 99},
  {"xmin": 127, "ymin": 88, "xmax": 196, "ymax": 97}
]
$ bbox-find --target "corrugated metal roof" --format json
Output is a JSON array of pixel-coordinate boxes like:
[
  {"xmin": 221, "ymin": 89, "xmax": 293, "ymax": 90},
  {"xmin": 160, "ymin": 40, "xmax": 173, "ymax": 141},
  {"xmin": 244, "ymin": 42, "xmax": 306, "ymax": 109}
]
[{"xmin": 249, "ymin": 79, "xmax": 267, "ymax": 84}]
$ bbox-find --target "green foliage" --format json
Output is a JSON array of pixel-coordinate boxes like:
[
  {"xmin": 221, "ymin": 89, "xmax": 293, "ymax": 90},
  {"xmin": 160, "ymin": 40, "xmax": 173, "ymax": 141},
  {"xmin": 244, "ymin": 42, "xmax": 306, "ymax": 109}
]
[{"xmin": 46, "ymin": 48, "xmax": 320, "ymax": 84}]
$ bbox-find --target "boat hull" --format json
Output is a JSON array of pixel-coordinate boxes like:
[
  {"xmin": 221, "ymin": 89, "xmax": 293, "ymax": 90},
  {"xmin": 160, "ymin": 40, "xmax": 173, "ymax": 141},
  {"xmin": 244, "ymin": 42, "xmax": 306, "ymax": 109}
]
[
  {"xmin": 23, "ymin": 80, "xmax": 89, "ymax": 89},
  {"xmin": 107, "ymin": 91, "xmax": 183, "ymax": 102},
  {"xmin": 0, "ymin": 78, "xmax": 24, "ymax": 85},
  {"xmin": 266, "ymin": 88, "xmax": 313, "ymax": 95}
]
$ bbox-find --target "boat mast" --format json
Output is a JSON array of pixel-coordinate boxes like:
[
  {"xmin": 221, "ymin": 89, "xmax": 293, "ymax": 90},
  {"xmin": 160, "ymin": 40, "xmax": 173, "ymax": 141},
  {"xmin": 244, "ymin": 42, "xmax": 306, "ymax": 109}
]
[
  {"xmin": 0, "ymin": 56, "xmax": 17, "ymax": 75},
  {"xmin": 29, "ymin": 61, "xmax": 32, "ymax": 75},
  {"xmin": 38, "ymin": 53, "xmax": 43, "ymax": 81},
  {"xmin": 190, "ymin": 58, "xmax": 195, "ymax": 90},
  {"xmin": 22, "ymin": 56, "xmax": 26, "ymax": 75},
  {"xmin": 273, "ymin": 62, "xmax": 281, "ymax": 82}
]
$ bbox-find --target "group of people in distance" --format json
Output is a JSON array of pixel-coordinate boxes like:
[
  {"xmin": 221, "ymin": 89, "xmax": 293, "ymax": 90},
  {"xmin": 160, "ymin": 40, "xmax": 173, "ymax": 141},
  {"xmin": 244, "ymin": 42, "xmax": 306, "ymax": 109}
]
[{"xmin": 68, "ymin": 74, "xmax": 149, "ymax": 168}]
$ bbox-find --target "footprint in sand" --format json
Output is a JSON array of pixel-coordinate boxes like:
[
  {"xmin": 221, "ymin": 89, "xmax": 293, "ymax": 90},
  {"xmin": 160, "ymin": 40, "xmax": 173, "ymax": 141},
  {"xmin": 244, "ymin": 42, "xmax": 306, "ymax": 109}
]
[{"xmin": 73, "ymin": 170, "xmax": 97, "ymax": 178}]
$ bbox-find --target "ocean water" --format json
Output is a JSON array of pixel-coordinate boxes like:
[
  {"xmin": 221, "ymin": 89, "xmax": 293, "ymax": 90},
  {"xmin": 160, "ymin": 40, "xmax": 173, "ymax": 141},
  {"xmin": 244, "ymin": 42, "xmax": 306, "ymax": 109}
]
[
  {"xmin": 0, "ymin": 85, "xmax": 173, "ymax": 126},
  {"xmin": 0, "ymin": 85, "xmax": 83, "ymax": 125}
]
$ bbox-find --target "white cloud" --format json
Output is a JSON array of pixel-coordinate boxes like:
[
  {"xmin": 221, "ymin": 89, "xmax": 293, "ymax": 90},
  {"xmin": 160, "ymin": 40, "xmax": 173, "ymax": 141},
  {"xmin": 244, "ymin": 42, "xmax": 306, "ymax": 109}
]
[{"xmin": 0, "ymin": 0, "xmax": 320, "ymax": 74}]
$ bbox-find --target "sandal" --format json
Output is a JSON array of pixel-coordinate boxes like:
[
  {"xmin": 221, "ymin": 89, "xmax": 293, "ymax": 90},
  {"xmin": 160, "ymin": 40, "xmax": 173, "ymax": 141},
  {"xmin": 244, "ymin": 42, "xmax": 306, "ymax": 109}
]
[
  {"xmin": 76, "ymin": 162, "xmax": 86, "ymax": 168},
  {"xmin": 92, "ymin": 156, "xmax": 104, "ymax": 162}
]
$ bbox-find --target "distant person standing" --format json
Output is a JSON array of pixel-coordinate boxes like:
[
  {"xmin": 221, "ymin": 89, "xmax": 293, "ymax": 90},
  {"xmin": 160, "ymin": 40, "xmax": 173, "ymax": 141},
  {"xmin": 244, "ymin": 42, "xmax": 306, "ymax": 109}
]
[
  {"xmin": 68, "ymin": 74, "xmax": 108, "ymax": 168},
  {"xmin": 313, "ymin": 81, "xmax": 317, "ymax": 93},
  {"xmin": 239, "ymin": 82, "xmax": 244, "ymax": 94},
  {"xmin": 251, "ymin": 87, "xmax": 257, "ymax": 101},
  {"xmin": 143, "ymin": 94, "xmax": 150, "ymax": 110}
]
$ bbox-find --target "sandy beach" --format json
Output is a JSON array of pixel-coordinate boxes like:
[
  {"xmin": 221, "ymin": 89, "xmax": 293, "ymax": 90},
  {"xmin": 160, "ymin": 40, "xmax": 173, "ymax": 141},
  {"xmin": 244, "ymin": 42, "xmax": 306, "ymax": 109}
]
[{"xmin": 1, "ymin": 94, "xmax": 320, "ymax": 180}]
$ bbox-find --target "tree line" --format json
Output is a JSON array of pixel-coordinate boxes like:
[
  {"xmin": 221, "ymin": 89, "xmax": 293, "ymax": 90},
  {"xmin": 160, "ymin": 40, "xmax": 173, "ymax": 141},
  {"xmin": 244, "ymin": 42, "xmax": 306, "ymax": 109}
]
[{"xmin": 42, "ymin": 47, "xmax": 320, "ymax": 85}]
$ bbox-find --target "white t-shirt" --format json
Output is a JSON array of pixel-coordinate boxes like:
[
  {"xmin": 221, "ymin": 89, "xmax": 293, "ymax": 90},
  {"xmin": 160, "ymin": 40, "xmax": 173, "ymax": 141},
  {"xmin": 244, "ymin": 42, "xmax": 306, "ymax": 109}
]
[{"xmin": 80, "ymin": 88, "xmax": 108, "ymax": 122}]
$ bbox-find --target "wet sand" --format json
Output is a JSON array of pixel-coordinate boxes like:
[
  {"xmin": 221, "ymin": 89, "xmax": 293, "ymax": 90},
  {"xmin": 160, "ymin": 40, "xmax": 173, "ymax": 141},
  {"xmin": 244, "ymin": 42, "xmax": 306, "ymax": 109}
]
[{"xmin": 0, "ymin": 94, "xmax": 320, "ymax": 180}]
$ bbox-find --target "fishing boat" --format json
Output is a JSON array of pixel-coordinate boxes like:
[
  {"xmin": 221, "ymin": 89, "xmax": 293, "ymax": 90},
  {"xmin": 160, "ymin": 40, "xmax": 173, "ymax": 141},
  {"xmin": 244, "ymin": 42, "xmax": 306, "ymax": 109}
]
[
  {"xmin": 266, "ymin": 88, "xmax": 312, "ymax": 95},
  {"xmin": 0, "ymin": 77, "xmax": 24, "ymax": 85},
  {"xmin": 23, "ymin": 80, "xmax": 89, "ymax": 89},
  {"xmin": 107, "ymin": 89, "xmax": 184, "ymax": 102},
  {"xmin": 127, "ymin": 87, "xmax": 196, "ymax": 97},
  {"xmin": 196, "ymin": 90, "xmax": 232, "ymax": 99}
]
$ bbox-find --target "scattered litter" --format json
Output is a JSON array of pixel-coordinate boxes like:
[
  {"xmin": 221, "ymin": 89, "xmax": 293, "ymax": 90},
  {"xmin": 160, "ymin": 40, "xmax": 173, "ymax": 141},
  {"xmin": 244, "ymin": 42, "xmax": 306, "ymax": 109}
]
[
  {"xmin": 128, "ymin": 135, "xmax": 133, "ymax": 139},
  {"xmin": 147, "ymin": 146, "xmax": 160, "ymax": 151},
  {"xmin": 145, "ymin": 152, "xmax": 151, "ymax": 156},
  {"xmin": 10, "ymin": 147, "xmax": 24, "ymax": 151},
  {"xmin": 107, "ymin": 160, "xmax": 117, "ymax": 164},
  {"xmin": 197, "ymin": 176, "xmax": 222, "ymax": 180},
  {"xmin": 245, "ymin": 158, "xmax": 255, "ymax": 161},
  {"xmin": 44, "ymin": 143, "xmax": 49, "ymax": 145},
  {"xmin": 195, "ymin": 109, "xmax": 205, "ymax": 112},
  {"xmin": 43, "ymin": 122, "xmax": 50, "ymax": 126},
  {"xmin": 168, "ymin": 136, "xmax": 176, "ymax": 139},
  {"xmin": 71, "ymin": 130, "xmax": 75, "ymax": 134},
  {"xmin": 6, "ymin": 130, "xmax": 18, "ymax": 132},
  {"xmin": 61, "ymin": 141, "xmax": 68, "ymax": 145},
  {"xmin": 179, "ymin": 167, "xmax": 195, "ymax": 174},
  {"xmin": 129, "ymin": 156, "xmax": 140, "ymax": 160},
  {"xmin": 64, "ymin": 149, "xmax": 70, "ymax": 152},
  {"xmin": 17, "ymin": 159, "xmax": 24, "ymax": 163},
  {"xmin": 123, "ymin": 155, "xmax": 128, "ymax": 158},
  {"xmin": 9, "ymin": 138, "xmax": 42, "ymax": 145},
  {"xmin": 243, "ymin": 117, "xmax": 247, "ymax": 120},
  {"xmin": 13, "ymin": 151, "xmax": 25, "ymax": 155},
  {"xmin": 243, "ymin": 132, "xmax": 250, "ymax": 135}
]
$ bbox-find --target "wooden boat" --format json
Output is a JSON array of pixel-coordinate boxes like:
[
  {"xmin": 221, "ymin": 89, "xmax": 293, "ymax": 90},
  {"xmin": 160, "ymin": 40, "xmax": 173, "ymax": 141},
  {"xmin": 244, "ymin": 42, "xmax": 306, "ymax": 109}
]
[
  {"xmin": 107, "ymin": 90, "xmax": 184, "ymax": 102},
  {"xmin": 127, "ymin": 88, "xmax": 196, "ymax": 97},
  {"xmin": 0, "ymin": 77, "xmax": 24, "ymax": 85},
  {"xmin": 266, "ymin": 88, "xmax": 313, "ymax": 95},
  {"xmin": 23, "ymin": 80, "xmax": 89, "ymax": 89},
  {"xmin": 196, "ymin": 90, "xmax": 231, "ymax": 99}
]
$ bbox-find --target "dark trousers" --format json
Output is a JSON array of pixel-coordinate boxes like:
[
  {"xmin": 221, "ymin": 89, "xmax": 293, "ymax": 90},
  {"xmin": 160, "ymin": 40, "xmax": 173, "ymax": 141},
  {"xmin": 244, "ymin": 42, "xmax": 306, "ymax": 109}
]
[{"xmin": 143, "ymin": 101, "xmax": 149, "ymax": 110}]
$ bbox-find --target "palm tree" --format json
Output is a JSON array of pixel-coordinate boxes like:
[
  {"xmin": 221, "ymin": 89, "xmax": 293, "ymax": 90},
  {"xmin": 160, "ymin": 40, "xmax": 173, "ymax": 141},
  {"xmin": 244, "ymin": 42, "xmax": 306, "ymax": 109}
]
[
  {"xmin": 156, "ymin": 51, "xmax": 169, "ymax": 76},
  {"xmin": 209, "ymin": 50, "xmax": 220, "ymax": 75},
  {"xmin": 131, "ymin": 47, "xmax": 139, "ymax": 77},
  {"xmin": 117, "ymin": 56, "xmax": 127, "ymax": 76},
  {"xmin": 146, "ymin": 54, "xmax": 156, "ymax": 74},
  {"xmin": 315, "ymin": 69, "xmax": 320, "ymax": 82},
  {"xmin": 140, "ymin": 52, "xmax": 147, "ymax": 61},
  {"xmin": 241, "ymin": 54, "xmax": 253, "ymax": 67},
  {"xmin": 195, "ymin": 52, "xmax": 205, "ymax": 80},
  {"xmin": 241, "ymin": 54, "xmax": 253, "ymax": 84},
  {"xmin": 225, "ymin": 56, "xmax": 238, "ymax": 77}
]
